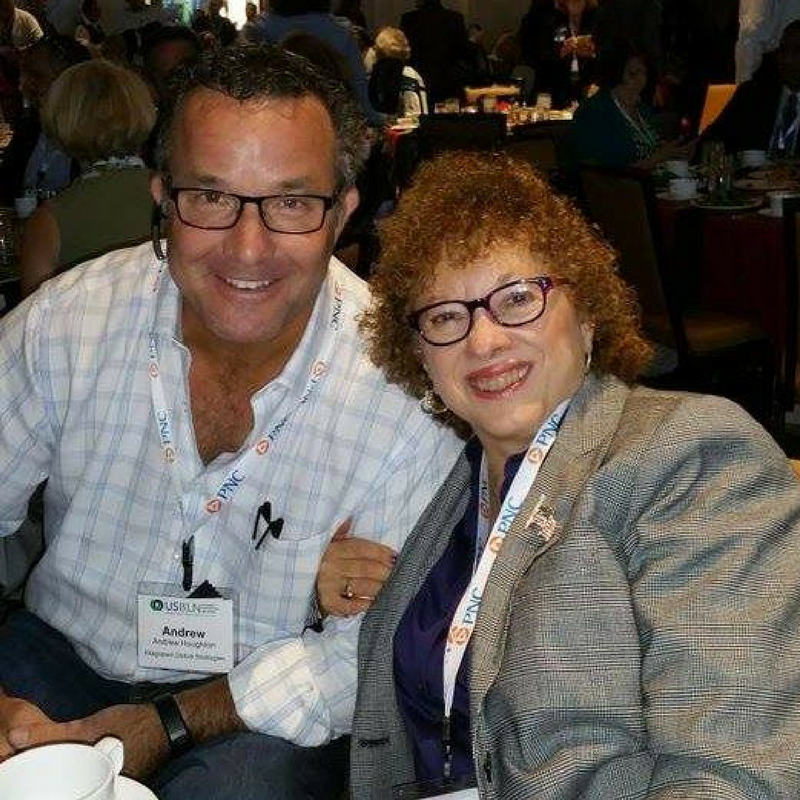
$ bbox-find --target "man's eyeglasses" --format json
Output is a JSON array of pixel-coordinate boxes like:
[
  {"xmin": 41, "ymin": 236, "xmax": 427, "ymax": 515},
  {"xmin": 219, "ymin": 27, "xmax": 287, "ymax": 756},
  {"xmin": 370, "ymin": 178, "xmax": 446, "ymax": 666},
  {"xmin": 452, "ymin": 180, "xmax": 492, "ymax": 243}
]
[
  {"xmin": 408, "ymin": 277, "xmax": 570, "ymax": 346},
  {"xmin": 166, "ymin": 180, "xmax": 339, "ymax": 234}
]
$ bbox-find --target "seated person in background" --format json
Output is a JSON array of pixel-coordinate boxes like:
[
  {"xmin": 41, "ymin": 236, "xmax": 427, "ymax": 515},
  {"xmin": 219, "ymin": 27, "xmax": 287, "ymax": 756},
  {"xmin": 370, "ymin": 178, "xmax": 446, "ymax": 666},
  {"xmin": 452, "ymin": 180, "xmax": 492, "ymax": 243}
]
[
  {"xmin": 0, "ymin": 0, "xmax": 42, "ymax": 121},
  {"xmin": 141, "ymin": 25, "xmax": 201, "ymax": 106},
  {"xmin": 345, "ymin": 150, "xmax": 800, "ymax": 799},
  {"xmin": 368, "ymin": 26, "xmax": 427, "ymax": 117},
  {"xmin": 19, "ymin": 59, "xmax": 156, "ymax": 295},
  {"xmin": 73, "ymin": 0, "xmax": 105, "ymax": 50},
  {"xmin": 0, "ymin": 34, "xmax": 88, "ymax": 204},
  {"xmin": 257, "ymin": 0, "xmax": 383, "ymax": 126},
  {"xmin": 0, "ymin": 0, "xmax": 41, "ymax": 49},
  {"xmin": 465, "ymin": 22, "xmax": 491, "ymax": 84},
  {"xmin": 0, "ymin": 45, "xmax": 460, "ymax": 800},
  {"xmin": 704, "ymin": 19, "xmax": 800, "ymax": 158},
  {"xmin": 487, "ymin": 30, "xmax": 521, "ymax": 82},
  {"xmin": 571, "ymin": 39, "xmax": 692, "ymax": 168}
]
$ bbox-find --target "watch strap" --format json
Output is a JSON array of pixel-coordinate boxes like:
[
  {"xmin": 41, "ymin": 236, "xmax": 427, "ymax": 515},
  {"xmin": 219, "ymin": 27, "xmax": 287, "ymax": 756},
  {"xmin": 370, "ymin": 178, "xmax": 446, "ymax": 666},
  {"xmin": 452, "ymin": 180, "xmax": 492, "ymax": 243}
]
[{"xmin": 153, "ymin": 693, "xmax": 193, "ymax": 757}]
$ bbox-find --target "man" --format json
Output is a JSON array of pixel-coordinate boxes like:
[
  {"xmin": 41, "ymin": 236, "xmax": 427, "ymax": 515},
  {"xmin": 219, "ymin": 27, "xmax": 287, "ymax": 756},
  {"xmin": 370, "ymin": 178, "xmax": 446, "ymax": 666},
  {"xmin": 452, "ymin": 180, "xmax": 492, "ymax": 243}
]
[
  {"xmin": 736, "ymin": 0, "xmax": 800, "ymax": 83},
  {"xmin": 0, "ymin": 45, "xmax": 460, "ymax": 799},
  {"xmin": 400, "ymin": 0, "xmax": 471, "ymax": 103},
  {"xmin": 240, "ymin": 1, "xmax": 260, "ymax": 43},
  {"xmin": 141, "ymin": 25, "xmax": 200, "ymax": 105},
  {"xmin": 704, "ymin": 19, "xmax": 800, "ymax": 156}
]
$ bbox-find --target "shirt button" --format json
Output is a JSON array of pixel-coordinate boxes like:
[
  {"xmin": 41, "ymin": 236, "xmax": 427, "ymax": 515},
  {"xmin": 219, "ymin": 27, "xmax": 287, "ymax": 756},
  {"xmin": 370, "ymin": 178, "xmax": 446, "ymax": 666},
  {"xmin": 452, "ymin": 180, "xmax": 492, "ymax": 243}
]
[{"xmin": 173, "ymin": 550, "xmax": 182, "ymax": 561}]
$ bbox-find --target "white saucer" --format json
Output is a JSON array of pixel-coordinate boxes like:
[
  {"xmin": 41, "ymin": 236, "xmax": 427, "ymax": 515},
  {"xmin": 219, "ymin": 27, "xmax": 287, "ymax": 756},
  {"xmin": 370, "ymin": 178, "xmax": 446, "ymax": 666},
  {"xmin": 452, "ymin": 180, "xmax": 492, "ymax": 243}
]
[{"xmin": 117, "ymin": 776, "xmax": 158, "ymax": 800}]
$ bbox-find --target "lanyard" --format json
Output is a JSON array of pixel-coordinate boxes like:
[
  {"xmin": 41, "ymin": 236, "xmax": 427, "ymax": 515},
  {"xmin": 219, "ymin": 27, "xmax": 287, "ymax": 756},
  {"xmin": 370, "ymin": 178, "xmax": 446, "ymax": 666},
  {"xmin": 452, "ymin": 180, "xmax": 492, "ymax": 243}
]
[
  {"xmin": 147, "ymin": 265, "xmax": 344, "ymax": 517},
  {"xmin": 440, "ymin": 399, "xmax": 570, "ymax": 779}
]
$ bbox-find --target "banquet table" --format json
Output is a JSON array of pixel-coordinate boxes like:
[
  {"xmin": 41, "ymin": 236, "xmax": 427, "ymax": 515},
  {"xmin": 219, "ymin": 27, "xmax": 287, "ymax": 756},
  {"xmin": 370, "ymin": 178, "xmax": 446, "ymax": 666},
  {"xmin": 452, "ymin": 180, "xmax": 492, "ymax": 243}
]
[{"xmin": 656, "ymin": 195, "xmax": 794, "ymax": 406}]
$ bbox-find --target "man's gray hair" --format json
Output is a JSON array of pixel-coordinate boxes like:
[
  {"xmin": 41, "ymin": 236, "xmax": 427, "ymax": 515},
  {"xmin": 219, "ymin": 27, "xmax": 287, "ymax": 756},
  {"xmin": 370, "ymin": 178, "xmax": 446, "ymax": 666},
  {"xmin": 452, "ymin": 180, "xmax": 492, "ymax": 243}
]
[{"xmin": 154, "ymin": 44, "xmax": 369, "ymax": 190}]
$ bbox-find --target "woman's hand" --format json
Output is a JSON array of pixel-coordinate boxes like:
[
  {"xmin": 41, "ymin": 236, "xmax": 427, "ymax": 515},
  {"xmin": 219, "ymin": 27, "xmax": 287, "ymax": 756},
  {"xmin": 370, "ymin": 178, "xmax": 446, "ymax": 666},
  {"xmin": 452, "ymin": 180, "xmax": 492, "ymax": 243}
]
[{"xmin": 316, "ymin": 519, "xmax": 396, "ymax": 617}]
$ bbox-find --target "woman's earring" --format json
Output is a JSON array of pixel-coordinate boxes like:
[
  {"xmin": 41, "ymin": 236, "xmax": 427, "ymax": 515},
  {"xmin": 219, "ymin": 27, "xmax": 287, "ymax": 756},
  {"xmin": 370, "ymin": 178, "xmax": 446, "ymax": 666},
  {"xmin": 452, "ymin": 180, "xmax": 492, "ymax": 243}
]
[
  {"xmin": 420, "ymin": 388, "xmax": 448, "ymax": 415},
  {"xmin": 585, "ymin": 348, "xmax": 593, "ymax": 374}
]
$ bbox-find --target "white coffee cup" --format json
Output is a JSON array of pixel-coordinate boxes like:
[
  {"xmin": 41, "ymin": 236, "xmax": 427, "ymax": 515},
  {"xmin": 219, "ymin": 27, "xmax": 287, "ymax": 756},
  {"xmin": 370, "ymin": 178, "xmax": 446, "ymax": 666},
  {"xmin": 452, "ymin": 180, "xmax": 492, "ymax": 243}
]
[
  {"xmin": 768, "ymin": 190, "xmax": 800, "ymax": 215},
  {"xmin": 740, "ymin": 149, "xmax": 767, "ymax": 168},
  {"xmin": 0, "ymin": 737, "xmax": 124, "ymax": 800},
  {"xmin": 664, "ymin": 159, "xmax": 690, "ymax": 178},
  {"xmin": 668, "ymin": 177, "xmax": 699, "ymax": 200}
]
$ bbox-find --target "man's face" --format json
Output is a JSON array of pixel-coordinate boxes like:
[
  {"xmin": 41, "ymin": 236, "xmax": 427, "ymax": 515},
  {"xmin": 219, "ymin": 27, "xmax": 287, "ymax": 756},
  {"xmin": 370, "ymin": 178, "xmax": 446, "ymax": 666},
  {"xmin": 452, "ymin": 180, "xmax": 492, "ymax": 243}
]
[
  {"xmin": 146, "ymin": 39, "xmax": 197, "ymax": 101},
  {"xmin": 778, "ymin": 28, "xmax": 800, "ymax": 91},
  {"xmin": 151, "ymin": 89, "xmax": 358, "ymax": 355}
]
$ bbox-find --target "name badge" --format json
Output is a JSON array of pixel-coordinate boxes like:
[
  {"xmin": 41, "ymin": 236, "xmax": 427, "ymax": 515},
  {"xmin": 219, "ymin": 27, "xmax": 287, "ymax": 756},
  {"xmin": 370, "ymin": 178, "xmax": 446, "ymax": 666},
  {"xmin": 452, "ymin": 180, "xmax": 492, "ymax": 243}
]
[{"xmin": 137, "ymin": 583, "xmax": 234, "ymax": 673}]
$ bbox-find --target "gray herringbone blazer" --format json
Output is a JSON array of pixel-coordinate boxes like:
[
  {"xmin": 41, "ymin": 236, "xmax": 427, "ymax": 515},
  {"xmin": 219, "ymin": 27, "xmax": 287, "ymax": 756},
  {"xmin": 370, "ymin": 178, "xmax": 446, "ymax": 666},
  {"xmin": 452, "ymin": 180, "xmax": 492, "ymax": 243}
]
[{"xmin": 351, "ymin": 374, "xmax": 800, "ymax": 799}]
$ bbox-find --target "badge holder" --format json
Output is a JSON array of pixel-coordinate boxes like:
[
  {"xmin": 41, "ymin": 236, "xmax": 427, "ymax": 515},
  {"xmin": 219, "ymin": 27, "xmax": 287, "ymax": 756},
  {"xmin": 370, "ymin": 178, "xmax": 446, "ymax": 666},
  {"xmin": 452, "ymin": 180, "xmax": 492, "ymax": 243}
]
[{"xmin": 137, "ymin": 581, "xmax": 236, "ymax": 674}]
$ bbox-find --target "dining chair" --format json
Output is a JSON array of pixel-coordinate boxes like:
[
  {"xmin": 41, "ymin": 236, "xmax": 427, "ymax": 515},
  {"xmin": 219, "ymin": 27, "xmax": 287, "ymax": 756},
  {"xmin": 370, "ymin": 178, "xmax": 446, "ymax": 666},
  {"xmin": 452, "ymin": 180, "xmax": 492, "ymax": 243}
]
[
  {"xmin": 504, "ymin": 134, "xmax": 559, "ymax": 175},
  {"xmin": 698, "ymin": 84, "xmax": 736, "ymax": 134},
  {"xmin": 578, "ymin": 165, "xmax": 776, "ymax": 427},
  {"xmin": 416, "ymin": 112, "xmax": 507, "ymax": 158},
  {"xmin": 781, "ymin": 196, "xmax": 800, "ymax": 417}
]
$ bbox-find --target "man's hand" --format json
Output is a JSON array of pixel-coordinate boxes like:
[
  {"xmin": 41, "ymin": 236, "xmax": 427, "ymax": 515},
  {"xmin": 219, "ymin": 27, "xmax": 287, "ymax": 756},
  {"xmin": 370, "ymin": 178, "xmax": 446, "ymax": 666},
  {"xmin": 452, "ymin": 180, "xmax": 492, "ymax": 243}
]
[
  {"xmin": 317, "ymin": 519, "xmax": 396, "ymax": 617},
  {"xmin": 0, "ymin": 691, "xmax": 54, "ymax": 761},
  {"xmin": 5, "ymin": 702, "xmax": 168, "ymax": 779}
]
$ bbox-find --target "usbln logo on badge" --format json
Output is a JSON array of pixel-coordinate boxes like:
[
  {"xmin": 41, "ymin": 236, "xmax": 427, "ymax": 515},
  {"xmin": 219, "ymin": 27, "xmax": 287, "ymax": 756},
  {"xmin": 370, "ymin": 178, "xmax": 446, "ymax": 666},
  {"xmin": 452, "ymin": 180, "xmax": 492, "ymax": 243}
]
[{"xmin": 137, "ymin": 587, "xmax": 234, "ymax": 674}]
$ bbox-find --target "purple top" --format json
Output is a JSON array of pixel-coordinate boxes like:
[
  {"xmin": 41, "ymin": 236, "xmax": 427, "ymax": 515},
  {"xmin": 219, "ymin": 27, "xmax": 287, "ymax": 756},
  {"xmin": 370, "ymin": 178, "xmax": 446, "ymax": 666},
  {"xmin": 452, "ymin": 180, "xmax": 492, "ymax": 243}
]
[{"xmin": 393, "ymin": 439, "xmax": 525, "ymax": 783}]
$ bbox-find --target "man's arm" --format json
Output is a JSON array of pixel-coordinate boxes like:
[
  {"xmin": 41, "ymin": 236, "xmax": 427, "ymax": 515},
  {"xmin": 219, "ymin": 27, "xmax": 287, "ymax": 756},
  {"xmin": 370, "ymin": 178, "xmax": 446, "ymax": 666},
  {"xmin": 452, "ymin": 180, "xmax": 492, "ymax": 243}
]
[
  {"xmin": 6, "ymin": 413, "xmax": 460, "ymax": 774},
  {"xmin": 0, "ymin": 295, "xmax": 54, "ymax": 538},
  {"xmin": 4, "ymin": 678, "xmax": 240, "ymax": 777}
]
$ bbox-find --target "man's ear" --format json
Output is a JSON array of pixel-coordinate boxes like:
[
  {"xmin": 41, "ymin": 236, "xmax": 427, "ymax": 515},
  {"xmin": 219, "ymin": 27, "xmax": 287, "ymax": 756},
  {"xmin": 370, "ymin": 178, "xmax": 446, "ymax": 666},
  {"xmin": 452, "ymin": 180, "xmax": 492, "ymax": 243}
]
[
  {"xmin": 150, "ymin": 172, "xmax": 166, "ymax": 207},
  {"xmin": 333, "ymin": 185, "xmax": 360, "ymax": 239}
]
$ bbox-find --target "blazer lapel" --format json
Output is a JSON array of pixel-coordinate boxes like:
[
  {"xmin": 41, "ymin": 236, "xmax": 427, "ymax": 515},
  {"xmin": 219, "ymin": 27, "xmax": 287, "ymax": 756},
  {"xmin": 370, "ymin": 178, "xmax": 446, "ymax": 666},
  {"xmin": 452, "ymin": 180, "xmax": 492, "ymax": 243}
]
[{"xmin": 469, "ymin": 375, "xmax": 630, "ymax": 708}]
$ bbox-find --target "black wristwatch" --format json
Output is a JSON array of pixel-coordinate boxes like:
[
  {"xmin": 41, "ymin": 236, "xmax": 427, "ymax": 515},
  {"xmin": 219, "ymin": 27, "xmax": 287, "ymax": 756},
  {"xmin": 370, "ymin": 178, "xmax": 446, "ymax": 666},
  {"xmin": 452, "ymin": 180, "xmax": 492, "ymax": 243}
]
[{"xmin": 152, "ymin": 693, "xmax": 194, "ymax": 757}]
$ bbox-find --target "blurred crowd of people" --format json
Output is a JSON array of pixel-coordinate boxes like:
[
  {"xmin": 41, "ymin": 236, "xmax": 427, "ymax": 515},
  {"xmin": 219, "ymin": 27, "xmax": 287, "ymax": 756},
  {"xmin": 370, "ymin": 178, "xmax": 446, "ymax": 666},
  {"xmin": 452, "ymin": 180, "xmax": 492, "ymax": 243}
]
[{"xmin": 2, "ymin": 0, "xmax": 796, "ymax": 286}]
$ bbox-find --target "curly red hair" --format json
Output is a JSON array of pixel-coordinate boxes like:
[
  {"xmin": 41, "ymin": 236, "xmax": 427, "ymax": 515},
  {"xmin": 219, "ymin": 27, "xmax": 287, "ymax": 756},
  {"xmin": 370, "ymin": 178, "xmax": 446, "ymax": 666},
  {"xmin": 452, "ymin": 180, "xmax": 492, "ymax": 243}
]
[{"xmin": 360, "ymin": 152, "xmax": 652, "ymax": 412}]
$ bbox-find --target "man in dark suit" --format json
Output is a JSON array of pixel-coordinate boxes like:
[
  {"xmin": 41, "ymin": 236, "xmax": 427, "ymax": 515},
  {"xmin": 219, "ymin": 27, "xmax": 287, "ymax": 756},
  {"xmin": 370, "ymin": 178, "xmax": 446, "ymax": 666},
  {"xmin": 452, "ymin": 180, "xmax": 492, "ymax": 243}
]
[
  {"xmin": 704, "ymin": 19, "xmax": 800, "ymax": 155},
  {"xmin": 400, "ymin": 0, "xmax": 470, "ymax": 103}
]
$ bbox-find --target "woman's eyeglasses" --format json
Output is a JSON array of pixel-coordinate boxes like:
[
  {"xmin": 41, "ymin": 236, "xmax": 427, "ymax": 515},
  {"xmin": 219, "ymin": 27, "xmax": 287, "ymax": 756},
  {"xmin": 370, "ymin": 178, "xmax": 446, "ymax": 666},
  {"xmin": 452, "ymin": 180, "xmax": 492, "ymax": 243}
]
[{"xmin": 407, "ymin": 277, "xmax": 570, "ymax": 346}]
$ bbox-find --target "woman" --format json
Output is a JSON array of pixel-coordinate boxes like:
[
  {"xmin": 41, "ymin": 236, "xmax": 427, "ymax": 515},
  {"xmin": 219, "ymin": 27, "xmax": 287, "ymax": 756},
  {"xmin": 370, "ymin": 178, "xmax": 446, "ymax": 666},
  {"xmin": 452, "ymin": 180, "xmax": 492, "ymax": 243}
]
[
  {"xmin": 368, "ymin": 26, "xmax": 427, "ymax": 117},
  {"xmin": 530, "ymin": 0, "xmax": 597, "ymax": 107},
  {"xmin": 340, "ymin": 151, "xmax": 800, "ymax": 798},
  {"xmin": 571, "ymin": 40, "xmax": 690, "ymax": 169},
  {"xmin": 19, "ymin": 58, "xmax": 155, "ymax": 295}
]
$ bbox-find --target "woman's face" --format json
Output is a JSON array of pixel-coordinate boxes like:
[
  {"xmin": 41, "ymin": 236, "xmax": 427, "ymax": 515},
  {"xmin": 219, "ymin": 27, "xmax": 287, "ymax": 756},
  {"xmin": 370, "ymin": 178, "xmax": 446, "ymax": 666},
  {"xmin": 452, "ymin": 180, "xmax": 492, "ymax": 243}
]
[
  {"xmin": 414, "ymin": 243, "xmax": 593, "ymax": 460},
  {"xmin": 618, "ymin": 56, "xmax": 647, "ymax": 100}
]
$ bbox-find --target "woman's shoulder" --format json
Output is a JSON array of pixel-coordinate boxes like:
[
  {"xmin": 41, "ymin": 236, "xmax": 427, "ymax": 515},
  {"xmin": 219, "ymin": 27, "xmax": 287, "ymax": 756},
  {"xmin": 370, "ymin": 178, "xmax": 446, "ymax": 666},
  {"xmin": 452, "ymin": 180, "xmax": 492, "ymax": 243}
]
[
  {"xmin": 574, "ymin": 88, "xmax": 615, "ymax": 116},
  {"xmin": 609, "ymin": 385, "xmax": 784, "ymax": 472}
]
